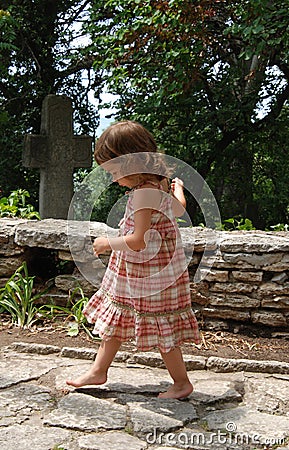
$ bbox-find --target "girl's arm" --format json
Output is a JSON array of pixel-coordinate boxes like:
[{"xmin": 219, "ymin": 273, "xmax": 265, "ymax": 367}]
[
  {"xmin": 92, "ymin": 187, "xmax": 160, "ymax": 255},
  {"xmin": 171, "ymin": 178, "xmax": 186, "ymax": 217}
]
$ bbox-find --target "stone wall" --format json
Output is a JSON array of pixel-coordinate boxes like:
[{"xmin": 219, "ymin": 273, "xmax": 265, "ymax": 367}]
[{"xmin": 1, "ymin": 217, "xmax": 289, "ymax": 333}]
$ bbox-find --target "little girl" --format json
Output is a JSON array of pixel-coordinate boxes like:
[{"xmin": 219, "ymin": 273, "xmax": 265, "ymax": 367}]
[{"xmin": 67, "ymin": 121, "xmax": 200, "ymax": 399}]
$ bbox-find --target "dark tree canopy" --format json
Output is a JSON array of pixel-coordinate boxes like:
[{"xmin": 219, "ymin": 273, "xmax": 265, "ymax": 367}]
[{"xmin": 86, "ymin": 0, "xmax": 289, "ymax": 227}]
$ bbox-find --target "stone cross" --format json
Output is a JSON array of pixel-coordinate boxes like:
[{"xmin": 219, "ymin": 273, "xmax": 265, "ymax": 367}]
[{"xmin": 23, "ymin": 94, "xmax": 93, "ymax": 219}]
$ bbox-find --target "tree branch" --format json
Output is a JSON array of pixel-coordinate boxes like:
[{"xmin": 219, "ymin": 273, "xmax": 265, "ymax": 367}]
[{"xmin": 56, "ymin": 54, "xmax": 98, "ymax": 81}]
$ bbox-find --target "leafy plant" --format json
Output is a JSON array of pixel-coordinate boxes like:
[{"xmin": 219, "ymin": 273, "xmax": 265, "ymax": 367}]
[
  {"xmin": 41, "ymin": 287, "xmax": 97, "ymax": 339},
  {"xmin": 215, "ymin": 217, "xmax": 256, "ymax": 231},
  {"xmin": 269, "ymin": 223, "xmax": 289, "ymax": 232},
  {"xmin": 0, "ymin": 262, "xmax": 47, "ymax": 327},
  {"xmin": 0, "ymin": 189, "xmax": 40, "ymax": 219}
]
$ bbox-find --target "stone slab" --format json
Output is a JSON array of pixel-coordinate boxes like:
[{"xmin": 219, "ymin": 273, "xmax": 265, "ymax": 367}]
[
  {"xmin": 204, "ymin": 405, "xmax": 289, "ymax": 445},
  {"xmin": 208, "ymin": 294, "xmax": 260, "ymax": 308},
  {"xmin": 60, "ymin": 346, "xmax": 130, "ymax": 363},
  {"xmin": 263, "ymin": 253, "xmax": 289, "ymax": 271},
  {"xmin": 78, "ymin": 431, "xmax": 147, "ymax": 450},
  {"xmin": 14, "ymin": 218, "xmax": 118, "ymax": 254},
  {"xmin": 191, "ymin": 379, "xmax": 242, "ymax": 405},
  {"xmin": 15, "ymin": 218, "xmax": 75, "ymax": 251},
  {"xmin": 206, "ymin": 356, "xmax": 289, "ymax": 374},
  {"xmin": 251, "ymin": 311, "xmax": 287, "ymax": 327},
  {"xmin": 128, "ymin": 352, "xmax": 207, "ymax": 371},
  {"xmin": 202, "ymin": 307, "xmax": 250, "ymax": 321},
  {"xmin": 0, "ymin": 354, "xmax": 58, "ymax": 388},
  {"xmin": 214, "ymin": 252, "xmax": 284, "ymax": 269},
  {"xmin": 127, "ymin": 395, "xmax": 198, "ymax": 434},
  {"xmin": 271, "ymin": 272, "xmax": 288, "ymax": 283},
  {"xmin": 210, "ymin": 282, "xmax": 257, "ymax": 294},
  {"xmin": 219, "ymin": 231, "xmax": 289, "ymax": 253},
  {"xmin": 232, "ymin": 270, "xmax": 263, "ymax": 282},
  {"xmin": 244, "ymin": 374, "xmax": 289, "ymax": 414},
  {"xmin": 180, "ymin": 227, "xmax": 220, "ymax": 252},
  {"xmin": 0, "ymin": 424, "xmax": 78, "ymax": 450},
  {"xmin": 55, "ymin": 273, "xmax": 96, "ymax": 294},
  {"xmin": 61, "ymin": 346, "xmax": 98, "ymax": 360},
  {"xmin": 199, "ymin": 269, "xmax": 229, "ymax": 282},
  {"xmin": 258, "ymin": 282, "xmax": 289, "ymax": 296},
  {"xmin": 44, "ymin": 392, "xmax": 127, "ymax": 431},
  {"xmin": 12, "ymin": 342, "xmax": 61, "ymax": 355},
  {"xmin": 0, "ymin": 383, "xmax": 52, "ymax": 427},
  {"xmin": 184, "ymin": 355, "xmax": 207, "ymax": 371},
  {"xmin": 0, "ymin": 255, "xmax": 27, "ymax": 276},
  {"xmin": 262, "ymin": 296, "xmax": 289, "ymax": 309},
  {"xmin": 0, "ymin": 218, "xmax": 27, "ymax": 256},
  {"xmin": 0, "ymin": 277, "xmax": 10, "ymax": 287}
]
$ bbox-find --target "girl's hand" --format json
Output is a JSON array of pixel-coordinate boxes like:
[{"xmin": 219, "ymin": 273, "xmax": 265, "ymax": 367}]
[
  {"xmin": 93, "ymin": 237, "xmax": 110, "ymax": 256},
  {"xmin": 171, "ymin": 177, "xmax": 186, "ymax": 214},
  {"xmin": 171, "ymin": 177, "xmax": 184, "ymax": 194}
]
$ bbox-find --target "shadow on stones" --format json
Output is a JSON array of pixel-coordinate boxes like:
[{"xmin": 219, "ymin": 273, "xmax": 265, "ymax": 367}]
[
  {"xmin": 73, "ymin": 384, "xmax": 242, "ymax": 410},
  {"xmin": 74, "ymin": 382, "xmax": 171, "ymax": 401}
]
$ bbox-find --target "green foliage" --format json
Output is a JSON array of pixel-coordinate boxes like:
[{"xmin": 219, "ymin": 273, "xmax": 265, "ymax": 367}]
[
  {"xmin": 0, "ymin": 262, "xmax": 46, "ymax": 328},
  {"xmin": 0, "ymin": 263, "xmax": 95, "ymax": 338},
  {"xmin": 216, "ymin": 217, "xmax": 256, "ymax": 231},
  {"xmin": 227, "ymin": 0, "xmax": 289, "ymax": 59},
  {"xmin": 72, "ymin": 163, "xmax": 126, "ymax": 223},
  {"xmin": 87, "ymin": 0, "xmax": 289, "ymax": 230},
  {"xmin": 41, "ymin": 287, "xmax": 97, "ymax": 339},
  {"xmin": 269, "ymin": 223, "xmax": 289, "ymax": 232},
  {"xmin": 92, "ymin": 183, "xmax": 126, "ymax": 225},
  {"xmin": 0, "ymin": 9, "xmax": 18, "ymax": 67},
  {"xmin": 0, "ymin": 189, "xmax": 40, "ymax": 219}
]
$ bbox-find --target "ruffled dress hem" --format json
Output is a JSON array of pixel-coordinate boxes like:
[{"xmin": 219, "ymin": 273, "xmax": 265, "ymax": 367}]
[{"xmin": 83, "ymin": 288, "xmax": 201, "ymax": 354}]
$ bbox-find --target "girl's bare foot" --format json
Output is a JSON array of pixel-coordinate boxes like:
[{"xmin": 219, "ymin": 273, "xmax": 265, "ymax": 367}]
[
  {"xmin": 158, "ymin": 381, "xmax": 193, "ymax": 400},
  {"xmin": 66, "ymin": 369, "xmax": 107, "ymax": 388}
]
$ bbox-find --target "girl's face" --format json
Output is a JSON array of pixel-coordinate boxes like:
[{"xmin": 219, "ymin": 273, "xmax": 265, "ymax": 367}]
[{"xmin": 106, "ymin": 162, "xmax": 138, "ymax": 188}]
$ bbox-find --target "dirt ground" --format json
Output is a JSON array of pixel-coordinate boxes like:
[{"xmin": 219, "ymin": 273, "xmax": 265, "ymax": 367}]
[{"xmin": 1, "ymin": 317, "xmax": 289, "ymax": 363}]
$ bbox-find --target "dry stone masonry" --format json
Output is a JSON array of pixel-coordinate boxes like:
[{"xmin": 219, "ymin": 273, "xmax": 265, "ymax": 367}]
[{"xmin": 1, "ymin": 217, "xmax": 289, "ymax": 332}]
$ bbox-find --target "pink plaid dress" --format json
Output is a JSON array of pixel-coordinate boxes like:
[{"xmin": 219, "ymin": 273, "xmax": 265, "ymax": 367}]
[{"xmin": 83, "ymin": 183, "xmax": 200, "ymax": 353}]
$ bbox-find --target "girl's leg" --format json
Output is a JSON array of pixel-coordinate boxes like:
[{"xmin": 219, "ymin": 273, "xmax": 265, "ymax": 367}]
[
  {"xmin": 158, "ymin": 347, "xmax": 193, "ymax": 399},
  {"xmin": 66, "ymin": 337, "xmax": 121, "ymax": 388}
]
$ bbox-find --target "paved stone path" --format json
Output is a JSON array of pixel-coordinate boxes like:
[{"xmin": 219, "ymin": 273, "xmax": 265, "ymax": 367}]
[{"xmin": 1, "ymin": 342, "xmax": 289, "ymax": 450}]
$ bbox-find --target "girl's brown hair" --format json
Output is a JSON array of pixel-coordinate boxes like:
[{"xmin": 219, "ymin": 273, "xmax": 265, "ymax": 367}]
[
  {"xmin": 94, "ymin": 121, "xmax": 172, "ymax": 184},
  {"xmin": 94, "ymin": 121, "xmax": 157, "ymax": 165}
]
